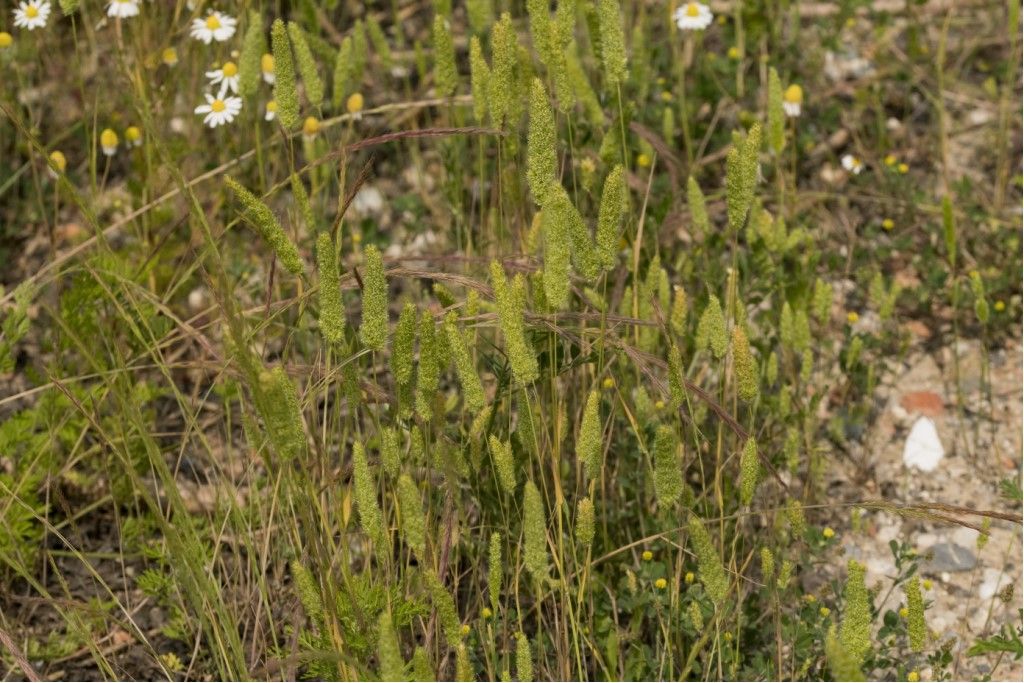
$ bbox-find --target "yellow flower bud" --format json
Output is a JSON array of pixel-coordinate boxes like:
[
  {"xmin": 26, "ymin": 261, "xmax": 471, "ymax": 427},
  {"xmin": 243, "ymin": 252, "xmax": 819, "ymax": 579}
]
[
  {"xmin": 302, "ymin": 116, "xmax": 320, "ymax": 138},
  {"xmin": 0, "ymin": 32, "xmax": 14, "ymax": 48},
  {"xmin": 642, "ymin": 551, "xmax": 653, "ymax": 562},
  {"xmin": 347, "ymin": 92, "xmax": 365, "ymax": 114},
  {"xmin": 161, "ymin": 47, "xmax": 178, "ymax": 66},
  {"xmin": 48, "ymin": 150, "xmax": 67, "ymax": 174},
  {"xmin": 654, "ymin": 578, "xmax": 667, "ymax": 590},
  {"xmin": 823, "ymin": 527, "xmax": 835, "ymax": 539}
]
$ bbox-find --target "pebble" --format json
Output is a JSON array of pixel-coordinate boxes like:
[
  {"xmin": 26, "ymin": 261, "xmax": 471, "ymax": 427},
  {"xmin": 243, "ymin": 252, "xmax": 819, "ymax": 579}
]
[{"xmin": 902, "ymin": 417, "xmax": 945, "ymax": 471}]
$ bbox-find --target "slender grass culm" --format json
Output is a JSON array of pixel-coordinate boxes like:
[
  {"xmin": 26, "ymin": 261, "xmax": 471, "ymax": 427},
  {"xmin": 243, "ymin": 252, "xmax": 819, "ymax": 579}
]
[{"xmin": 0, "ymin": 2, "xmax": 1018, "ymax": 681}]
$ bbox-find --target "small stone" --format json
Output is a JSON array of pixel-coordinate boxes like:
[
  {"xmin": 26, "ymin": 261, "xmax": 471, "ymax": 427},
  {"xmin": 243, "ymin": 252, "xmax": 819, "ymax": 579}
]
[
  {"xmin": 924, "ymin": 542, "xmax": 977, "ymax": 573},
  {"xmin": 900, "ymin": 391, "xmax": 945, "ymax": 417}
]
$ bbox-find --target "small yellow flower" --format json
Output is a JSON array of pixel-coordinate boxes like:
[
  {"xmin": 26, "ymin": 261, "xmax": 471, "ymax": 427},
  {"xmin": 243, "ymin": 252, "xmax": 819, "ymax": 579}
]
[
  {"xmin": 882, "ymin": 218, "xmax": 895, "ymax": 230},
  {"xmin": 346, "ymin": 92, "xmax": 365, "ymax": 115},
  {"xmin": 48, "ymin": 150, "xmax": 67, "ymax": 175},
  {"xmin": 100, "ymin": 128, "xmax": 119, "ymax": 157},
  {"xmin": 654, "ymin": 400, "xmax": 665, "ymax": 410},
  {"xmin": 727, "ymin": 46, "xmax": 741, "ymax": 60},
  {"xmin": 846, "ymin": 312, "xmax": 859, "ymax": 324},
  {"xmin": 602, "ymin": 377, "xmax": 614, "ymax": 390},
  {"xmin": 660, "ymin": 90, "xmax": 673, "ymax": 102},
  {"xmin": 897, "ymin": 162, "xmax": 909, "ymax": 174},
  {"xmin": 884, "ymin": 154, "xmax": 898, "ymax": 167},
  {"xmin": 684, "ymin": 572, "xmax": 695, "ymax": 584},
  {"xmin": 125, "ymin": 126, "xmax": 142, "ymax": 147},
  {"xmin": 922, "ymin": 579, "xmax": 933, "ymax": 590},
  {"xmin": 302, "ymin": 116, "xmax": 320, "ymax": 138},
  {"xmin": 642, "ymin": 551, "xmax": 653, "ymax": 562},
  {"xmin": 0, "ymin": 32, "xmax": 13, "ymax": 48},
  {"xmin": 823, "ymin": 526, "xmax": 835, "ymax": 539},
  {"xmin": 352, "ymin": 231, "xmax": 362, "ymax": 244},
  {"xmin": 460, "ymin": 624, "xmax": 471, "ymax": 637},
  {"xmin": 580, "ymin": 157, "xmax": 596, "ymax": 174},
  {"xmin": 159, "ymin": 652, "xmax": 184, "ymax": 672},
  {"xmin": 654, "ymin": 578, "xmax": 668, "ymax": 590},
  {"xmin": 723, "ymin": 631, "xmax": 733, "ymax": 642},
  {"xmin": 908, "ymin": 671, "xmax": 920, "ymax": 682},
  {"xmin": 162, "ymin": 47, "xmax": 178, "ymax": 66},
  {"xmin": 636, "ymin": 153, "xmax": 652, "ymax": 168},
  {"xmin": 994, "ymin": 300, "xmax": 1005, "ymax": 312},
  {"xmin": 899, "ymin": 607, "xmax": 909, "ymax": 618},
  {"xmin": 481, "ymin": 607, "xmax": 493, "ymax": 619},
  {"xmin": 819, "ymin": 606, "xmax": 831, "ymax": 617},
  {"xmin": 803, "ymin": 594, "xmax": 817, "ymax": 603}
]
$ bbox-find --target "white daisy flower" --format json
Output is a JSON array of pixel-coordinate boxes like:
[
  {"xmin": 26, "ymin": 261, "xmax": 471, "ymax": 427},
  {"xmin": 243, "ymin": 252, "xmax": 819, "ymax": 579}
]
[
  {"xmin": 194, "ymin": 93, "xmax": 242, "ymax": 128},
  {"xmin": 841, "ymin": 154, "xmax": 864, "ymax": 175},
  {"xmin": 261, "ymin": 53, "xmax": 275, "ymax": 84},
  {"xmin": 205, "ymin": 61, "xmax": 240, "ymax": 96},
  {"xmin": 13, "ymin": 1, "xmax": 51, "ymax": 31},
  {"xmin": 190, "ymin": 11, "xmax": 236, "ymax": 44},
  {"xmin": 673, "ymin": 2, "xmax": 713, "ymax": 31},
  {"xmin": 783, "ymin": 84, "xmax": 803, "ymax": 118},
  {"xmin": 107, "ymin": 0, "xmax": 140, "ymax": 19},
  {"xmin": 264, "ymin": 100, "xmax": 277, "ymax": 121}
]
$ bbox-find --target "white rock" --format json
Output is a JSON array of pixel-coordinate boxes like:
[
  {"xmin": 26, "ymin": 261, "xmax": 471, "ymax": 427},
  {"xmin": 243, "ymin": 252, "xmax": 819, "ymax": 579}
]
[
  {"xmin": 352, "ymin": 186, "xmax": 384, "ymax": 215},
  {"xmin": 902, "ymin": 417, "xmax": 945, "ymax": 471},
  {"xmin": 979, "ymin": 568, "xmax": 1010, "ymax": 601}
]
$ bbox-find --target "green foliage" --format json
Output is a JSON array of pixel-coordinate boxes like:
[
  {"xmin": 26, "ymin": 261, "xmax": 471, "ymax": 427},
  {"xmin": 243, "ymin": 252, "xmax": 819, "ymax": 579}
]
[
  {"xmin": 359, "ymin": 245, "xmax": 389, "ymax": 351},
  {"xmin": 271, "ymin": 19, "xmax": 300, "ymax": 129},
  {"xmin": 432, "ymin": 15, "xmax": 458, "ymax": 97},
  {"xmin": 238, "ymin": 12, "xmax": 265, "ymax": 98},
  {"xmin": 287, "ymin": 22, "xmax": 324, "ymax": 107},
  {"xmin": 840, "ymin": 561, "xmax": 873, "ymax": 666},
  {"xmin": 315, "ymin": 232, "xmax": 344, "ymax": 345},
  {"xmin": 225, "ymin": 176, "xmax": 303, "ymax": 274},
  {"xmin": 652, "ymin": 425, "xmax": 683, "ymax": 508},
  {"xmin": 523, "ymin": 480, "xmax": 549, "ymax": 581},
  {"xmin": 528, "ymin": 79, "xmax": 558, "ymax": 206}
]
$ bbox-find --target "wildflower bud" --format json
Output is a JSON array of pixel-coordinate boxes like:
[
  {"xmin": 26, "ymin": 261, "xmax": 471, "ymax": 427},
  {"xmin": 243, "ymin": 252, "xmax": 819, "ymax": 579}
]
[
  {"xmin": 839, "ymin": 561, "xmax": 871, "ymax": 665},
  {"xmin": 528, "ymin": 80, "xmax": 558, "ymax": 206},
  {"xmin": 359, "ymin": 245, "xmax": 388, "ymax": 351},
  {"xmin": 516, "ymin": 633, "xmax": 534, "ymax": 682},
  {"xmin": 575, "ymin": 390, "xmax": 603, "ymax": 479},
  {"xmin": 380, "ymin": 426, "xmax": 401, "ymax": 478},
  {"xmin": 377, "ymin": 612, "xmax": 404, "ymax": 682},
  {"xmin": 392, "ymin": 303, "xmax": 417, "ymax": 387},
  {"xmin": 488, "ymin": 532, "xmax": 502, "ymax": 614},
  {"xmin": 415, "ymin": 311, "xmax": 440, "ymax": 419},
  {"xmin": 667, "ymin": 343, "xmax": 685, "ymax": 410},
  {"xmin": 455, "ymin": 644, "xmax": 473, "ymax": 681},
  {"xmin": 653, "ymin": 425, "xmax": 684, "ymax": 508},
  {"xmin": 291, "ymin": 173, "xmax": 315, "ymax": 234},
  {"xmin": 576, "ymin": 497, "xmax": 596, "ymax": 548},
  {"xmin": 444, "ymin": 312, "xmax": 486, "ymax": 411},
  {"xmin": 596, "ymin": 165, "xmax": 626, "ymax": 270},
  {"xmin": 725, "ymin": 124, "xmax": 761, "ymax": 233},
  {"xmin": 48, "ymin": 150, "xmax": 67, "ymax": 175},
  {"xmin": 239, "ymin": 11, "xmax": 265, "ymax": 98},
  {"xmin": 523, "ymin": 480, "xmax": 549, "ymax": 580},
  {"xmin": 352, "ymin": 441, "xmax": 384, "ymax": 547},
  {"xmin": 598, "ymin": 0, "xmax": 627, "ymax": 88},
  {"xmin": 332, "ymin": 37, "xmax": 354, "ymax": 109},
  {"xmin": 258, "ymin": 367, "xmax": 306, "ymax": 460},
  {"xmin": 565, "ymin": 43, "xmax": 603, "ymax": 126},
  {"xmin": 786, "ymin": 499, "xmax": 806, "ymax": 539},
  {"xmin": 366, "ymin": 17, "xmax": 392, "ymax": 70},
  {"xmin": 739, "ymin": 437, "xmax": 760, "ymax": 505},
  {"xmin": 688, "ymin": 602, "xmax": 704, "ymax": 631},
  {"xmin": 732, "ymin": 326, "xmax": 758, "ymax": 402},
  {"xmin": 688, "ymin": 513, "xmax": 729, "ymax": 605},
  {"xmin": 271, "ymin": 19, "xmax": 300, "ymax": 129},
  {"xmin": 905, "ymin": 576, "xmax": 926, "ymax": 651},
  {"xmin": 469, "ymin": 37, "xmax": 491, "ymax": 123},
  {"xmin": 315, "ymin": 232, "xmax": 345, "ymax": 345},
  {"xmin": 488, "ymin": 13, "xmax": 517, "ymax": 126},
  {"xmin": 825, "ymin": 625, "xmax": 864, "ymax": 682},
  {"xmin": 397, "ymin": 474, "xmax": 427, "ymax": 560},
  {"xmin": 767, "ymin": 67, "xmax": 785, "ymax": 153},
  {"xmin": 490, "ymin": 261, "xmax": 539, "ymax": 385},
  {"xmin": 412, "ymin": 648, "xmax": 434, "ymax": 682},
  {"xmin": 777, "ymin": 559, "xmax": 793, "ymax": 589},
  {"xmin": 100, "ymin": 128, "xmax": 118, "ymax": 156},
  {"xmin": 696, "ymin": 295, "xmax": 728, "ymax": 359},
  {"xmin": 161, "ymin": 47, "xmax": 178, "ymax": 66},
  {"xmin": 290, "ymin": 560, "xmax": 323, "ymax": 623},
  {"xmin": 433, "ymin": 15, "xmax": 458, "ymax": 97},
  {"xmin": 760, "ymin": 547, "xmax": 775, "ymax": 580},
  {"xmin": 488, "ymin": 435, "xmax": 516, "ymax": 494},
  {"xmin": 426, "ymin": 571, "xmax": 461, "ymax": 648}
]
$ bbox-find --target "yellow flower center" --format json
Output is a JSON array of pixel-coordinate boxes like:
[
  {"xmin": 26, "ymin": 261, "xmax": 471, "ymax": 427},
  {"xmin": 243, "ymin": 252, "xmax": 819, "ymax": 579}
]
[
  {"xmin": 100, "ymin": 129, "xmax": 118, "ymax": 148},
  {"xmin": 49, "ymin": 151, "xmax": 66, "ymax": 172},
  {"xmin": 783, "ymin": 84, "xmax": 803, "ymax": 105},
  {"xmin": 26, "ymin": 5, "xmax": 39, "ymax": 18},
  {"xmin": 0, "ymin": 32, "xmax": 12, "ymax": 48},
  {"xmin": 261, "ymin": 53, "xmax": 274, "ymax": 73},
  {"xmin": 211, "ymin": 99, "xmax": 226, "ymax": 113},
  {"xmin": 685, "ymin": 3, "xmax": 701, "ymax": 17},
  {"xmin": 266, "ymin": 100, "xmax": 277, "ymax": 112},
  {"xmin": 346, "ymin": 92, "xmax": 364, "ymax": 114},
  {"xmin": 303, "ymin": 116, "xmax": 320, "ymax": 136},
  {"xmin": 205, "ymin": 15, "xmax": 221, "ymax": 30},
  {"xmin": 162, "ymin": 47, "xmax": 178, "ymax": 65},
  {"xmin": 221, "ymin": 62, "xmax": 238, "ymax": 77},
  {"xmin": 125, "ymin": 126, "xmax": 141, "ymax": 142}
]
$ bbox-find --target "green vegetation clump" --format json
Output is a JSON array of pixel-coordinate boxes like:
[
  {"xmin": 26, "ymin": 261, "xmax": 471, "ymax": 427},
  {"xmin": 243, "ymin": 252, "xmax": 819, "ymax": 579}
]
[{"xmin": 0, "ymin": 2, "xmax": 1018, "ymax": 681}]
